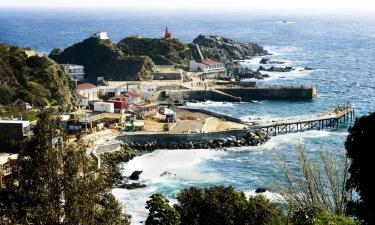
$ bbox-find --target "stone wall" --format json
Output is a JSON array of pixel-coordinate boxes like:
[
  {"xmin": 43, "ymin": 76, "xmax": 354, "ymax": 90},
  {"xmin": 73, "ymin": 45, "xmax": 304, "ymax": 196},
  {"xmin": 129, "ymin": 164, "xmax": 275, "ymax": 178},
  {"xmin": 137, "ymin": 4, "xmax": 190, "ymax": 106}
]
[
  {"xmin": 219, "ymin": 86, "xmax": 316, "ymax": 100},
  {"xmin": 117, "ymin": 129, "xmax": 248, "ymax": 144}
]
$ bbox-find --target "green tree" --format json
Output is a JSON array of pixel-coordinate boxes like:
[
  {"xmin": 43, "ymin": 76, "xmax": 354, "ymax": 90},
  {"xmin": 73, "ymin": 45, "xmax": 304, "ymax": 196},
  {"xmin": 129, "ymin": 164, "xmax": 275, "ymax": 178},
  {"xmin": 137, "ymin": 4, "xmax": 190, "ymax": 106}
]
[
  {"xmin": 345, "ymin": 112, "xmax": 375, "ymax": 224},
  {"xmin": 174, "ymin": 186, "xmax": 283, "ymax": 225},
  {"xmin": 145, "ymin": 193, "xmax": 180, "ymax": 225},
  {"xmin": 0, "ymin": 111, "xmax": 130, "ymax": 225}
]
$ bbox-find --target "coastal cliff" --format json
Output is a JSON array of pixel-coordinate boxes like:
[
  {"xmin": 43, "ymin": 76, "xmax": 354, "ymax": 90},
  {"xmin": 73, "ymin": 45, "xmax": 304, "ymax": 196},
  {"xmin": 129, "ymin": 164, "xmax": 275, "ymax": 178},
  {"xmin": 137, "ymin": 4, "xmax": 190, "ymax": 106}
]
[
  {"xmin": 117, "ymin": 36, "xmax": 192, "ymax": 66},
  {"xmin": 191, "ymin": 35, "xmax": 268, "ymax": 63},
  {"xmin": 49, "ymin": 35, "xmax": 267, "ymax": 80},
  {"xmin": 0, "ymin": 44, "xmax": 77, "ymax": 110},
  {"xmin": 49, "ymin": 38, "xmax": 155, "ymax": 81}
]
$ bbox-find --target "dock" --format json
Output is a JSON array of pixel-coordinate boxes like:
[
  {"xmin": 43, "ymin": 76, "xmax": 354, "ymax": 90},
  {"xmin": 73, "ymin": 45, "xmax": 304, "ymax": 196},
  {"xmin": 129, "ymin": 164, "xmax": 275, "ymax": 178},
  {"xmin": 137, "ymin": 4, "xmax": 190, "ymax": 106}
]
[{"xmin": 248, "ymin": 103, "xmax": 354, "ymax": 136}]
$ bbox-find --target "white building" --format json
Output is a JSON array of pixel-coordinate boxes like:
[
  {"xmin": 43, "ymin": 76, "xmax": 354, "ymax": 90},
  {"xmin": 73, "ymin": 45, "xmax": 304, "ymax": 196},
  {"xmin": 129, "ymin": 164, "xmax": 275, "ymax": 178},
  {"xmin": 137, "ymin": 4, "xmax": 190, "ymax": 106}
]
[
  {"xmin": 77, "ymin": 83, "xmax": 99, "ymax": 108},
  {"xmin": 94, "ymin": 102, "xmax": 115, "ymax": 113},
  {"xmin": 189, "ymin": 59, "xmax": 226, "ymax": 73},
  {"xmin": 61, "ymin": 64, "xmax": 85, "ymax": 81},
  {"xmin": 91, "ymin": 32, "xmax": 109, "ymax": 40}
]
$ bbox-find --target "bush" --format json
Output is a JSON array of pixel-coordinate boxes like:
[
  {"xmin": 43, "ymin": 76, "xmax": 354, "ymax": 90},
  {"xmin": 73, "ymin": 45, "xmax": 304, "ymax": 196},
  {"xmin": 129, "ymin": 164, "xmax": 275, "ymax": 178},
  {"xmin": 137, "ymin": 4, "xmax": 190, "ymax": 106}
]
[
  {"xmin": 174, "ymin": 186, "xmax": 284, "ymax": 225},
  {"xmin": 291, "ymin": 207, "xmax": 359, "ymax": 225}
]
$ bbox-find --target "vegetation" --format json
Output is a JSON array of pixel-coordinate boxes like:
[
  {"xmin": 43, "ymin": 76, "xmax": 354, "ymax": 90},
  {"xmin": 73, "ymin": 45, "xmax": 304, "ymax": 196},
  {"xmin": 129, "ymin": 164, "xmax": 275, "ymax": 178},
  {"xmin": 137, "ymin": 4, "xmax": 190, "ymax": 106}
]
[
  {"xmin": 117, "ymin": 37, "xmax": 192, "ymax": 66},
  {"xmin": 49, "ymin": 38, "xmax": 155, "ymax": 81},
  {"xmin": 100, "ymin": 145, "xmax": 136, "ymax": 187},
  {"xmin": 291, "ymin": 207, "xmax": 358, "ymax": 225},
  {"xmin": 145, "ymin": 193, "xmax": 180, "ymax": 225},
  {"xmin": 345, "ymin": 112, "xmax": 375, "ymax": 224},
  {"xmin": 0, "ymin": 44, "xmax": 77, "ymax": 110},
  {"xmin": 174, "ymin": 186, "xmax": 284, "ymax": 225},
  {"xmin": 276, "ymin": 145, "xmax": 350, "ymax": 215},
  {"xmin": 0, "ymin": 111, "xmax": 130, "ymax": 224}
]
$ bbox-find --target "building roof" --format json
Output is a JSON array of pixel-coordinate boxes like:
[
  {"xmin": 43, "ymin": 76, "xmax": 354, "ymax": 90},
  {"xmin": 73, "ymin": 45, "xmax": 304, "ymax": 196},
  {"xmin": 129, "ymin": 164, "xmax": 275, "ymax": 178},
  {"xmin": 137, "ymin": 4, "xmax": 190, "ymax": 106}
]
[
  {"xmin": 0, "ymin": 153, "xmax": 18, "ymax": 165},
  {"xmin": 0, "ymin": 120, "xmax": 30, "ymax": 127},
  {"xmin": 200, "ymin": 59, "xmax": 224, "ymax": 66},
  {"xmin": 77, "ymin": 83, "xmax": 97, "ymax": 91},
  {"xmin": 124, "ymin": 92, "xmax": 141, "ymax": 97}
]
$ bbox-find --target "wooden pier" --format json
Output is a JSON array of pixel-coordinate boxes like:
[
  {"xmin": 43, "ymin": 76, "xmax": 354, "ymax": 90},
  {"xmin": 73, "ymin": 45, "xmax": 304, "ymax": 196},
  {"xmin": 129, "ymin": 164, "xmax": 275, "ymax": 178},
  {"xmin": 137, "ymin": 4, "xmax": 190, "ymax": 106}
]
[{"xmin": 249, "ymin": 103, "xmax": 354, "ymax": 136}]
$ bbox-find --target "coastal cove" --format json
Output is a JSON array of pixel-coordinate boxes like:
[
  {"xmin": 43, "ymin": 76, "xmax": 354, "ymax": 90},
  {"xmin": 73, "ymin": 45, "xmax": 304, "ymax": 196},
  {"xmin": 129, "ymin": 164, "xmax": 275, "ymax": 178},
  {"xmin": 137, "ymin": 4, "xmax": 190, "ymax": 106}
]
[{"xmin": 1, "ymin": 10, "xmax": 375, "ymax": 224}]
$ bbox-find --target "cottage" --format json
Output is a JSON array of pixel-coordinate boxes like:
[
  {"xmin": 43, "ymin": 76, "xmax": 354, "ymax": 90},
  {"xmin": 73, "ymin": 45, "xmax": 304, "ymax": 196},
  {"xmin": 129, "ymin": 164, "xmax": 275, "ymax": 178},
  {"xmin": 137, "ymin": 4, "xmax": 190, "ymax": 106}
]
[
  {"xmin": 77, "ymin": 83, "xmax": 99, "ymax": 107},
  {"xmin": 189, "ymin": 59, "xmax": 226, "ymax": 73},
  {"xmin": 91, "ymin": 32, "xmax": 109, "ymax": 40}
]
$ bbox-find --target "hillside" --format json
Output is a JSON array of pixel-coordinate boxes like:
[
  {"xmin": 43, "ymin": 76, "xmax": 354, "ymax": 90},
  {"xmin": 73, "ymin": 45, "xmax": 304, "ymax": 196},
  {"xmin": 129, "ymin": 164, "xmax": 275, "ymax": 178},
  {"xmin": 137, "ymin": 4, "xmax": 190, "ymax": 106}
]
[
  {"xmin": 0, "ymin": 44, "xmax": 77, "ymax": 111},
  {"xmin": 117, "ymin": 36, "xmax": 192, "ymax": 66},
  {"xmin": 192, "ymin": 35, "xmax": 268, "ymax": 64},
  {"xmin": 49, "ymin": 38, "xmax": 155, "ymax": 81}
]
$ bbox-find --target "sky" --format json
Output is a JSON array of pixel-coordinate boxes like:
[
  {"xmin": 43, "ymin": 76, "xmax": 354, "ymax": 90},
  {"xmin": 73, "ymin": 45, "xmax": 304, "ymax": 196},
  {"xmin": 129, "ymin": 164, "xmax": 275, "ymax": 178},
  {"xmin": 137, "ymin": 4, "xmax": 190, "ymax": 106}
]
[{"xmin": 0, "ymin": 0, "xmax": 375, "ymax": 14}]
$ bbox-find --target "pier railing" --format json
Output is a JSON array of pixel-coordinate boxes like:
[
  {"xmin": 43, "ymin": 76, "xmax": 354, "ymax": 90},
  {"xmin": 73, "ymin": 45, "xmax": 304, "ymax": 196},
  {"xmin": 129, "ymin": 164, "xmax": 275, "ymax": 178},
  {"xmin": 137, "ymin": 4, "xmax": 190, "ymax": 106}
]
[{"xmin": 249, "ymin": 103, "xmax": 354, "ymax": 136}]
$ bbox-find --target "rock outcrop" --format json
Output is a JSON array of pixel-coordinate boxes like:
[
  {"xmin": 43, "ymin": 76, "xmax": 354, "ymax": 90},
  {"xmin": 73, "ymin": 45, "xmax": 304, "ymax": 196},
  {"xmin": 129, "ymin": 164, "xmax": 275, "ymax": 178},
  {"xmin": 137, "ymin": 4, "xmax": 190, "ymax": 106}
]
[
  {"xmin": 117, "ymin": 37, "xmax": 192, "ymax": 66},
  {"xmin": 0, "ymin": 44, "xmax": 77, "ymax": 110},
  {"xmin": 129, "ymin": 170, "xmax": 143, "ymax": 180},
  {"xmin": 49, "ymin": 38, "xmax": 155, "ymax": 81},
  {"xmin": 258, "ymin": 66, "xmax": 294, "ymax": 72},
  {"xmin": 259, "ymin": 58, "xmax": 285, "ymax": 64},
  {"xmin": 192, "ymin": 35, "xmax": 268, "ymax": 64}
]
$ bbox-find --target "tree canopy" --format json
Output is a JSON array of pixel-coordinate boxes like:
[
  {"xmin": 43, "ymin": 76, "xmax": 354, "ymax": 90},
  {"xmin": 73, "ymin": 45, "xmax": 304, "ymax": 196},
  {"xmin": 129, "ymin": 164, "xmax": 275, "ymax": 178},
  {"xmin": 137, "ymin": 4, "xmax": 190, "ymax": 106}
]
[
  {"xmin": 0, "ymin": 111, "xmax": 130, "ymax": 225},
  {"xmin": 346, "ymin": 112, "xmax": 375, "ymax": 224}
]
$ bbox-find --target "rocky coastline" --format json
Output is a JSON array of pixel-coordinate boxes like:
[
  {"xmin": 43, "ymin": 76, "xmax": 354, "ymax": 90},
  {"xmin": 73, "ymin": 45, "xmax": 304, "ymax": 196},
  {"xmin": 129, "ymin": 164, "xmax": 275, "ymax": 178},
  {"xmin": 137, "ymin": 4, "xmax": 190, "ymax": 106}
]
[
  {"xmin": 101, "ymin": 130, "xmax": 270, "ymax": 190},
  {"xmin": 123, "ymin": 130, "xmax": 269, "ymax": 151}
]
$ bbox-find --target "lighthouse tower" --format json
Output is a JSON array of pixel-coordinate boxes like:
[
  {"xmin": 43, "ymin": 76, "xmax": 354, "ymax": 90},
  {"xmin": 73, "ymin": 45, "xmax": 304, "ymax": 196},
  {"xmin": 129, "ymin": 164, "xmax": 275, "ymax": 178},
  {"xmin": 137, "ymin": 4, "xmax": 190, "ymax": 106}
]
[{"xmin": 164, "ymin": 26, "xmax": 172, "ymax": 39}]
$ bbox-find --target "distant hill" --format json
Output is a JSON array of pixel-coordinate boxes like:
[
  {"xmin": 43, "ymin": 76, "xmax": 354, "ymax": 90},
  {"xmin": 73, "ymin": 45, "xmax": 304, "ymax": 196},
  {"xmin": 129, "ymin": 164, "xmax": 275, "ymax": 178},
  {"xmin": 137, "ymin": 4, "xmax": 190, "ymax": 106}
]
[
  {"xmin": 49, "ymin": 35, "xmax": 266, "ymax": 81},
  {"xmin": 0, "ymin": 44, "xmax": 77, "ymax": 111},
  {"xmin": 49, "ymin": 38, "xmax": 155, "ymax": 81},
  {"xmin": 117, "ymin": 36, "xmax": 192, "ymax": 66}
]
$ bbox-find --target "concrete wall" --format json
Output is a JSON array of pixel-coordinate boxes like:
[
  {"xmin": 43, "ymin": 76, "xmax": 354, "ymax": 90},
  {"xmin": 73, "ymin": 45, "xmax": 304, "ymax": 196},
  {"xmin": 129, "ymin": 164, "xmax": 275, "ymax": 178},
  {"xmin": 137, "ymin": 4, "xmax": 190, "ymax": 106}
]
[
  {"xmin": 219, "ymin": 87, "xmax": 316, "ymax": 100},
  {"xmin": 117, "ymin": 129, "xmax": 249, "ymax": 144},
  {"xmin": 182, "ymin": 108, "xmax": 244, "ymax": 123}
]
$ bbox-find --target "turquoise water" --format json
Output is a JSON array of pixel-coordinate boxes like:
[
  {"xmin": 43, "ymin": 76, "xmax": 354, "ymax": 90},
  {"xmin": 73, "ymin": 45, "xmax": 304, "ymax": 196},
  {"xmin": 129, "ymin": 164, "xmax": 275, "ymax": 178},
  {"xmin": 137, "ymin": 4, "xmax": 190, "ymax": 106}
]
[{"xmin": 1, "ymin": 9, "xmax": 375, "ymax": 224}]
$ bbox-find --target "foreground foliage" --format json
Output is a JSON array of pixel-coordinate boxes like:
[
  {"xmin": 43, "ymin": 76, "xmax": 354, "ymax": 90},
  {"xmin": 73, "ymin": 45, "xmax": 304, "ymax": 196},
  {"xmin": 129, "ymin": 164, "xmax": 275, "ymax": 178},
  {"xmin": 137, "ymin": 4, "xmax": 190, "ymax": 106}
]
[
  {"xmin": 291, "ymin": 207, "xmax": 358, "ymax": 225},
  {"xmin": 175, "ymin": 186, "xmax": 284, "ymax": 225},
  {"xmin": 0, "ymin": 111, "xmax": 130, "ymax": 224},
  {"xmin": 146, "ymin": 193, "xmax": 180, "ymax": 225},
  {"xmin": 276, "ymin": 145, "xmax": 350, "ymax": 215},
  {"xmin": 346, "ymin": 112, "xmax": 375, "ymax": 224}
]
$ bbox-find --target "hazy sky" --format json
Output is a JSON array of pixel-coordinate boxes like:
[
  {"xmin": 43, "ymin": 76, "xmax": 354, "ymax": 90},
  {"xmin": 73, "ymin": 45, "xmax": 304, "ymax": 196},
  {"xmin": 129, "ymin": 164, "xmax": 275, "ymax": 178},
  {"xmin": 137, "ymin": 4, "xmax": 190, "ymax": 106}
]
[{"xmin": 1, "ymin": 0, "xmax": 374, "ymax": 13}]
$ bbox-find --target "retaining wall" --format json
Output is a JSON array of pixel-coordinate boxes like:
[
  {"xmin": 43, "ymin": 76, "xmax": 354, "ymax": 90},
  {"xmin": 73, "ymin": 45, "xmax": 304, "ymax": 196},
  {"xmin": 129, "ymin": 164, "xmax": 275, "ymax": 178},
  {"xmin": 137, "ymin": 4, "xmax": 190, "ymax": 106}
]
[{"xmin": 117, "ymin": 129, "xmax": 249, "ymax": 144}]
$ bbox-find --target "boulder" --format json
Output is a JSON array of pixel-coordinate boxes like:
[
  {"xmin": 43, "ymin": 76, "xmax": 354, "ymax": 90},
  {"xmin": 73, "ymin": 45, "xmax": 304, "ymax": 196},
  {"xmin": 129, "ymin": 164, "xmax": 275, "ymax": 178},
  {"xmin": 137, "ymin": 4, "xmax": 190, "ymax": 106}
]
[
  {"xmin": 129, "ymin": 170, "xmax": 143, "ymax": 180},
  {"xmin": 255, "ymin": 187, "xmax": 267, "ymax": 193},
  {"xmin": 119, "ymin": 182, "xmax": 147, "ymax": 190}
]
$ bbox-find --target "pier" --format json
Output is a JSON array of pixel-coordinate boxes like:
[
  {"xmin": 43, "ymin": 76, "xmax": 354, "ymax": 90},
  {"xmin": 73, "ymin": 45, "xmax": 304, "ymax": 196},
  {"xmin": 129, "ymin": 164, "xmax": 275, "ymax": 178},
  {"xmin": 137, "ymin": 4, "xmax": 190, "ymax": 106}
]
[{"xmin": 249, "ymin": 103, "xmax": 354, "ymax": 136}]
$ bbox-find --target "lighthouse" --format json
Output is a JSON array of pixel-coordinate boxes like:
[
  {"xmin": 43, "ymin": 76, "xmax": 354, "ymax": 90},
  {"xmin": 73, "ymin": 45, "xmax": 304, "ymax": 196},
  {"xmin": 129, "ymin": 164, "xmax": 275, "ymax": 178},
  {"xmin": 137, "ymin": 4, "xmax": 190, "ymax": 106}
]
[{"xmin": 164, "ymin": 26, "xmax": 172, "ymax": 39}]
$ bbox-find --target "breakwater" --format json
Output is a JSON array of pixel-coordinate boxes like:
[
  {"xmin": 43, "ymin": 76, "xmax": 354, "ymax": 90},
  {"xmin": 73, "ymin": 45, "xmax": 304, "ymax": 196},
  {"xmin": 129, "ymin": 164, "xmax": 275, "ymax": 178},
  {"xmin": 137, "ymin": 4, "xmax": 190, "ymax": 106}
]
[
  {"xmin": 116, "ymin": 130, "xmax": 269, "ymax": 150},
  {"xmin": 218, "ymin": 86, "xmax": 316, "ymax": 101},
  {"xmin": 160, "ymin": 86, "xmax": 316, "ymax": 102}
]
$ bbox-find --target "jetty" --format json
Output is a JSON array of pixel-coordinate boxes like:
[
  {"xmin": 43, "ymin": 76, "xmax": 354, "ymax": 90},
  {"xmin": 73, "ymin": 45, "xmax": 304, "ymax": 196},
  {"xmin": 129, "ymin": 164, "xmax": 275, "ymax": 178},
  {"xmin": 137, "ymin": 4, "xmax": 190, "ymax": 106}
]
[{"xmin": 249, "ymin": 103, "xmax": 354, "ymax": 136}]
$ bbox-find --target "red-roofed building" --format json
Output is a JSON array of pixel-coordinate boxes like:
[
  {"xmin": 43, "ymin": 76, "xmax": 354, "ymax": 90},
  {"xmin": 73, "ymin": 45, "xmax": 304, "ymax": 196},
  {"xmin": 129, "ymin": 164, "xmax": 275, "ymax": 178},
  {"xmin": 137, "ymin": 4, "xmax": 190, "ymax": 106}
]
[
  {"xmin": 106, "ymin": 91, "xmax": 142, "ymax": 109},
  {"xmin": 77, "ymin": 83, "xmax": 97, "ymax": 91},
  {"xmin": 190, "ymin": 59, "xmax": 226, "ymax": 73},
  {"xmin": 77, "ymin": 83, "xmax": 99, "ymax": 107}
]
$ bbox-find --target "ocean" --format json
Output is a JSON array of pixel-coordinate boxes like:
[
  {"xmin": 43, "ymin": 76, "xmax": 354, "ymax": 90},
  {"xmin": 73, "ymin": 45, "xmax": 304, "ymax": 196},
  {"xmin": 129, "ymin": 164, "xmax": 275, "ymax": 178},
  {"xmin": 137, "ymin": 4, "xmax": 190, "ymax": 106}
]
[{"xmin": 1, "ymin": 9, "xmax": 375, "ymax": 224}]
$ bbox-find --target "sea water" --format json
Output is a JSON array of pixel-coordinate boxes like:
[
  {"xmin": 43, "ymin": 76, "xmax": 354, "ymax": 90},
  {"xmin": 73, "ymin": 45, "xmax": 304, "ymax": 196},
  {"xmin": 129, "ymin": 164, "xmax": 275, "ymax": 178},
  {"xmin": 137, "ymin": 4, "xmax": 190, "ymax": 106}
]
[{"xmin": 1, "ymin": 9, "xmax": 375, "ymax": 224}]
